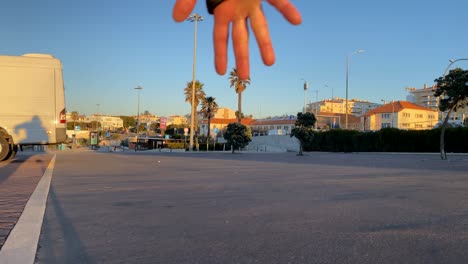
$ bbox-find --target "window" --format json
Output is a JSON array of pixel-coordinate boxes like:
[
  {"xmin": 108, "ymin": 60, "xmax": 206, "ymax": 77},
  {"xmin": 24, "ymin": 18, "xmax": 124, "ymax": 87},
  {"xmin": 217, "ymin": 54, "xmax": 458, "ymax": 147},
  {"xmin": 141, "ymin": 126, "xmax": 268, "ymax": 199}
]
[
  {"xmin": 428, "ymin": 114, "xmax": 435, "ymax": 119},
  {"xmin": 381, "ymin": 123, "xmax": 391, "ymax": 128},
  {"xmin": 415, "ymin": 124, "xmax": 423, "ymax": 128},
  {"xmin": 382, "ymin": 114, "xmax": 391, "ymax": 118},
  {"xmin": 401, "ymin": 123, "xmax": 409, "ymax": 127},
  {"xmin": 277, "ymin": 126, "xmax": 282, "ymax": 130},
  {"xmin": 283, "ymin": 126, "xmax": 289, "ymax": 131},
  {"xmin": 415, "ymin": 114, "xmax": 423, "ymax": 118},
  {"xmin": 403, "ymin": 113, "xmax": 410, "ymax": 118}
]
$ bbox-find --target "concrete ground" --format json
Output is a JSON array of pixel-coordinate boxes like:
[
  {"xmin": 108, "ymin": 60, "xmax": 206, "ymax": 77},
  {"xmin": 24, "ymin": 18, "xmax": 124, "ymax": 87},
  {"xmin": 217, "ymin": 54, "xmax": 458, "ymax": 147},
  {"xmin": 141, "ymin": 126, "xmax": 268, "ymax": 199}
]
[
  {"xmin": 1, "ymin": 150, "xmax": 468, "ymax": 263},
  {"xmin": 34, "ymin": 151, "xmax": 468, "ymax": 264}
]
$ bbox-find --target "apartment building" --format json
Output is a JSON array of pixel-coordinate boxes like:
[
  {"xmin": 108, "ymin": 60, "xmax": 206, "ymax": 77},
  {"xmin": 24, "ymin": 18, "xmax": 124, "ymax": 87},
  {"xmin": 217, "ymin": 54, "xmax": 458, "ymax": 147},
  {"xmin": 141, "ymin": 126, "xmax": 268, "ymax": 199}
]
[
  {"xmin": 83, "ymin": 115, "xmax": 124, "ymax": 130},
  {"xmin": 307, "ymin": 98, "xmax": 380, "ymax": 116},
  {"xmin": 363, "ymin": 101, "xmax": 438, "ymax": 131},
  {"xmin": 167, "ymin": 115, "xmax": 188, "ymax": 126},
  {"xmin": 406, "ymin": 84, "xmax": 466, "ymax": 126}
]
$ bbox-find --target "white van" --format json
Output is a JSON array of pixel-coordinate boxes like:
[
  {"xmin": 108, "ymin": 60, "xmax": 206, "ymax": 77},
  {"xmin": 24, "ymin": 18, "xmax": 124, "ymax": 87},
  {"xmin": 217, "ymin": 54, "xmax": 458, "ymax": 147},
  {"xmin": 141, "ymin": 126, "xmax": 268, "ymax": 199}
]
[{"xmin": 0, "ymin": 53, "xmax": 67, "ymax": 161}]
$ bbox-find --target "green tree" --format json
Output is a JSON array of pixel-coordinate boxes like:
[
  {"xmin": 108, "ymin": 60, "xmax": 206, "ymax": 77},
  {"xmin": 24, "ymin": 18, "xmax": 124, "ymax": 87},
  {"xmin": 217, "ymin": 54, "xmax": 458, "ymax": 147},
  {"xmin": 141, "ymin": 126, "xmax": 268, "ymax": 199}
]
[
  {"xmin": 149, "ymin": 122, "xmax": 160, "ymax": 132},
  {"xmin": 70, "ymin": 111, "xmax": 79, "ymax": 130},
  {"xmin": 434, "ymin": 68, "xmax": 468, "ymax": 160},
  {"xmin": 200, "ymin": 96, "xmax": 219, "ymax": 139},
  {"xmin": 229, "ymin": 68, "xmax": 251, "ymax": 123},
  {"xmin": 89, "ymin": 121, "xmax": 101, "ymax": 131},
  {"xmin": 137, "ymin": 123, "xmax": 146, "ymax": 132},
  {"xmin": 290, "ymin": 112, "xmax": 316, "ymax": 156},
  {"xmin": 143, "ymin": 110, "xmax": 151, "ymax": 115},
  {"xmin": 235, "ymin": 111, "xmax": 245, "ymax": 119},
  {"xmin": 184, "ymin": 80, "xmax": 206, "ymax": 132},
  {"xmin": 66, "ymin": 122, "xmax": 74, "ymax": 130},
  {"xmin": 223, "ymin": 122, "xmax": 252, "ymax": 153},
  {"xmin": 120, "ymin": 116, "xmax": 136, "ymax": 128}
]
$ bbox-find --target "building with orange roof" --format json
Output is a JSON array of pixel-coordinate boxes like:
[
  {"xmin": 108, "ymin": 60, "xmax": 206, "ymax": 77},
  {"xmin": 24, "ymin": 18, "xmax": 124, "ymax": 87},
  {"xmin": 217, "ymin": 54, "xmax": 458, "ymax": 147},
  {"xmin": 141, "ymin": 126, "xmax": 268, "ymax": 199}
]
[
  {"xmin": 363, "ymin": 101, "xmax": 438, "ymax": 131},
  {"xmin": 199, "ymin": 107, "xmax": 254, "ymax": 137}
]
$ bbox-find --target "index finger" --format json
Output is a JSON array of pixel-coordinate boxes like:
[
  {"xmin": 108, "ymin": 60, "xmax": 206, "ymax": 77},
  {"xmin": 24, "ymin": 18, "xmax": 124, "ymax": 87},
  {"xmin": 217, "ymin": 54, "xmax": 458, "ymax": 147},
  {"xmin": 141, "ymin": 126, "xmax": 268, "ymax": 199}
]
[
  {"xmin": 267, "ymin": 0, "xmax": 302, "ymax": 25},
  {"xmin": 213, "ymin": 12, "xmax": 231, "ymax": 75}
]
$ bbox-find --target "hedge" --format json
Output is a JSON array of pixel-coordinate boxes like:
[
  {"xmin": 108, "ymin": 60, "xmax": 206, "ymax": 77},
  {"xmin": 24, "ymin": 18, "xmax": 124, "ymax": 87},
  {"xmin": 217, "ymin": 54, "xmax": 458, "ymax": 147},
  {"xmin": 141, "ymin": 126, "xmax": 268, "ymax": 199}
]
[{"xmin": 303, "ymin": 127, "xmax": 468, "ymax": 153}]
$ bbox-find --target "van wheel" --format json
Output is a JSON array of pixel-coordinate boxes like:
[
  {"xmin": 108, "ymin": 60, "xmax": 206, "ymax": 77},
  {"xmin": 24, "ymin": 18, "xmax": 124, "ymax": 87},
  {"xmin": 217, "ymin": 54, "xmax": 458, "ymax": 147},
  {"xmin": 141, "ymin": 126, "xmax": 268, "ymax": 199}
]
[
  {"xmin": 0, "ymin": 137, "xmax": 9, "ymax": 161},
  {"xmin": 5, "ymin": 144, "xmax": 18, "ymax": 160}
]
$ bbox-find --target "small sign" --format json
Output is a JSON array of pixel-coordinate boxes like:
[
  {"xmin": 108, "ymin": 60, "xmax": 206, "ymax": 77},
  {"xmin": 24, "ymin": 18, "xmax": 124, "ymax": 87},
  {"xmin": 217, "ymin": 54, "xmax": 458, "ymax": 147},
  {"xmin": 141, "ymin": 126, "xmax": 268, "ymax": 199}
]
[
  {"xmin": 160, "ymin": 117, "xmax": 167, "ymax": 129},
  {"xmin": 75, "ymin": 126, "xmax": 81, "ymax": 131},
  {"xmin": 213, "ymin": 128, "xmax": 219, "ymax": 133},
  {"xmin": 90, "ymin": 132, "xmax": 98, "ymax": 145}
]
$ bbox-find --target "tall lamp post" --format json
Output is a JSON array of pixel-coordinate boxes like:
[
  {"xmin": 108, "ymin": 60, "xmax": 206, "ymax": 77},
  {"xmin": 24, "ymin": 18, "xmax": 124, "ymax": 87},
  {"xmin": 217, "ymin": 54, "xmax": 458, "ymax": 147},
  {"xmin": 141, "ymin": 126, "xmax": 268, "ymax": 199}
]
[
  {"xmin": 134, "ymin": 86, "xmax": 143, "ymax": 134},
  {"xmin": 311, "ymin": 89, "xmax": 319, "ymax": 114},
  {"xmin": 302, "ymin": 80, "xmax": 308, "ymax": 113},
  {"xmin": 345, "ymin": 50, "xmax": 365, "ymax": 129},
  {"xmin": 324, "ymin": 85, "xmax": 334, "ymax": 99},
  {"xmin": 187, "ymin": 13, "xmax": 203, "ymax": 151},
  {"xmin": 325, "ymin": 84, "xmax": 334, "ymax": 113},
  {"xmin": 443, "ymin": 58, "xmax": 468, "ymax": 77}
]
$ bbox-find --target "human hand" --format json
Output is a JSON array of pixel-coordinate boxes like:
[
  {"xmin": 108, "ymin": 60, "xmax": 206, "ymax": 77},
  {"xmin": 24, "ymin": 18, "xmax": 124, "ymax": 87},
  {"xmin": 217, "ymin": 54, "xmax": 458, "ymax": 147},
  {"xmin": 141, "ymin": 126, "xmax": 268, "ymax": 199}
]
[
  {"xmin": 172, "ymin": 0, "xmax": 302, "ymax": 80},
  {"xmin": 213, "ymin": 0, "xmax": 302, "ymax": 80}
]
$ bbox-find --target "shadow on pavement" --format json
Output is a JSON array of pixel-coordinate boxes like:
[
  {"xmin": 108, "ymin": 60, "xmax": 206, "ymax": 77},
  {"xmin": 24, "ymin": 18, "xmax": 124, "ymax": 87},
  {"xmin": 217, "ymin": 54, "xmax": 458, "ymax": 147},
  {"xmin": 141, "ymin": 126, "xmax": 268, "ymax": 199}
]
[{"xmin": 37, "ymin": 185, "xmax": 96, "ymax": 264}]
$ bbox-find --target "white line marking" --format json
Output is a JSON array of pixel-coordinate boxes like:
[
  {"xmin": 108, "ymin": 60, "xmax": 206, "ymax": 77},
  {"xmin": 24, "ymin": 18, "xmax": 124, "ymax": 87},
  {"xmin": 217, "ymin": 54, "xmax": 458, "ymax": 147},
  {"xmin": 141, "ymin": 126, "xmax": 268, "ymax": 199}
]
[{"xmin": 0, "ymin": 154, "xmax": 56, "ymax": 264}]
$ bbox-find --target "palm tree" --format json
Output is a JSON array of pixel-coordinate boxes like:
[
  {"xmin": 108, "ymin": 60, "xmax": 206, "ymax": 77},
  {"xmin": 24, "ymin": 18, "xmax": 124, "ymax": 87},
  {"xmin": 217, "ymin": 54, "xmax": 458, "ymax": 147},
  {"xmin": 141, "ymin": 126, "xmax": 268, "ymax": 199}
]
[
  {"xmin": 184, "ymin": 80, "xmax": 206, "ymax": 133},
  {"xmin": 70, "ymin": 111, "xmax": 79, "ymax": 131},
  {"xmin": 200, "ymin": 96, "xmax": 219, "ymax": 139},
  {"xmin": 229, "ymin": 68, "xmax": 250, "ymax": 123}
]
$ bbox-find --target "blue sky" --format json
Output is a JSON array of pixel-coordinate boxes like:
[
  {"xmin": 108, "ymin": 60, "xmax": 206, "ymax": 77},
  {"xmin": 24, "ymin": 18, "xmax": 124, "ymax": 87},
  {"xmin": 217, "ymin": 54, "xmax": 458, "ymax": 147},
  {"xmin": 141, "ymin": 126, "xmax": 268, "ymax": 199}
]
[{"xmin": 1, "ymin": 0, "xmax": 467, "ymax": 118}]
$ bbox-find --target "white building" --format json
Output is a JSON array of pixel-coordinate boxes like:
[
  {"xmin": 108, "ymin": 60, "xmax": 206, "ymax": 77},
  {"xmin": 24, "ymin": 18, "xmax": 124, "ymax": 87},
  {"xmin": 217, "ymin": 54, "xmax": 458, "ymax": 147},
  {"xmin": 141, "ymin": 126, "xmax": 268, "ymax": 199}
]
[
  {"xmin": 406, "ymin": 84, "xmax": 466, "ymax": 126},
  {"xmin": 307, "ymin": 98, "xmax": 381, "ymax": 116},
  {"xmin": 84, "ymin": 115, "xmax": 124, "ymax": 130}
]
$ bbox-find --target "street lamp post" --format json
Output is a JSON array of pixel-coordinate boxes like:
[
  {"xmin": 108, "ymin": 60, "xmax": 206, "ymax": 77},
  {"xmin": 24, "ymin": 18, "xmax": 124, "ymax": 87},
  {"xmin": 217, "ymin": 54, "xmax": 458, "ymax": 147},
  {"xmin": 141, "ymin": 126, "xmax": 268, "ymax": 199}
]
[
  {"xmin": 312, "ymin": 89, "xmax": 319, "ymax": 114},
  {"xmin": 187, "ymin": 13, "xmax": 203, "ymax": 151},
  {"xmin": 302, "ymin": 80, "xmax": 308, "ymax": 113},
  {"xmin": 443, "ymin": 58, "xmax": 468, "ymax": 77},
  {"xmin": 345, "ymin": 50, "xmax": 365, "ymax": 129},
  {"xmin": 324, "ymin": 85, "xmax": 334, "ymax": 99},
  {"xmin": 325, "ymin": 85, "xmax": 334, "ymax": 113},
  {"xmin": 134, "ymin": 86, "xmax": 143, "ymax": 134}
]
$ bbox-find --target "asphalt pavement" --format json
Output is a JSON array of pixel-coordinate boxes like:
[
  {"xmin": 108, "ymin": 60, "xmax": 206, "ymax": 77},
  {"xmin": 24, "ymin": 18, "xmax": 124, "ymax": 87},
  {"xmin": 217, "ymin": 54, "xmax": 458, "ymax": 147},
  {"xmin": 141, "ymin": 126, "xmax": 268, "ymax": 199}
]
[{"xmin": 1, "ymin": 150, "xmax": 468, "ymax": 264}]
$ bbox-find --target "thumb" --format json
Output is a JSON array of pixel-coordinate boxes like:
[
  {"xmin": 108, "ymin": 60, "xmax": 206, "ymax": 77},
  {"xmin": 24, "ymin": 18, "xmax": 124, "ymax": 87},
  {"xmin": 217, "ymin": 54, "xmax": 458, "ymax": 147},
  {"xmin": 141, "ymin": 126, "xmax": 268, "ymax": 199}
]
[{"xmin": 173, "ymin": 0, "xmax": 197, "ymax": 22}]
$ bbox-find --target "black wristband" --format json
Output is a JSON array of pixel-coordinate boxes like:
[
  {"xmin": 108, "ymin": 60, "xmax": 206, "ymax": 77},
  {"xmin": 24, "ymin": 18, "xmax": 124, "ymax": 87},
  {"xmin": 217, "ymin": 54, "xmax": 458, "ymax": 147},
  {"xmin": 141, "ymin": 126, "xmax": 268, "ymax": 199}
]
[{"xmin": 206, "ymin": 0, "xmax": 225, "ymax": 14}]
